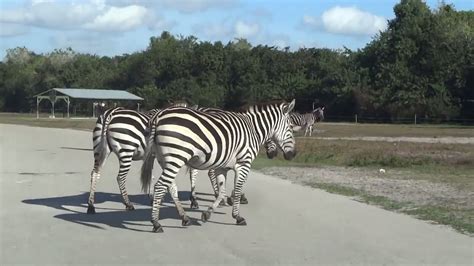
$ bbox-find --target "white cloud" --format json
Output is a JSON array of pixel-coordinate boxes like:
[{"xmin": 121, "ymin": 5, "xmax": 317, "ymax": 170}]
[
  {"xmin": 0, "ymin": 23, "xmax": 29, "ymax": 37},
  {"xmin": 0, "ymin": 0, "xmax": 166, "ymax": 33},
  {"xmin": 234, "ymin": 21, "xmax": 260, "ymax": 38},
  {"xmin": 303, "ymin": 6, "xmax": 387, "ymax": 36},
  {"xmin": 84, "ymin": 5, "xmax": 149, "ymax": 31},
  {"xmin": 158, "ymin": 0, "xmax": 237, "ymax": 13},
  {"xmin": 107, "ymin": 0, "xmax": 237, "ymax": 13}
]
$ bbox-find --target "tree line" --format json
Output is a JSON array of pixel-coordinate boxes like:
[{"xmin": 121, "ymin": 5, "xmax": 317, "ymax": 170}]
[{"xmin": 0, "ymin": 0, "xmax": 472, "ymax": 121}]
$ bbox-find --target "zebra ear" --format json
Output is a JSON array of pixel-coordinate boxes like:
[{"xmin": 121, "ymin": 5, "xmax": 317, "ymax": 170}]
[{"xmin": 283, "ymin": 99, "xmax": 296, "ymax": 114}]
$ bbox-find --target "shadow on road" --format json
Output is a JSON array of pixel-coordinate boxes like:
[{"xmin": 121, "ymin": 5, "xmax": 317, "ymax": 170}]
[
  {"xmin": 21, "ymin": 191, "xmax": 225, "ymax": 232},
  {"xmin": 60, "ymin": 146, "xmax": 93, "ymax": 151}
]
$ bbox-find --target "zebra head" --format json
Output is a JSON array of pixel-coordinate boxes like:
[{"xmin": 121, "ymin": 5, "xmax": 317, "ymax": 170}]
[
  {"xmin": 271, "ymin": 99, "xmax": 297, "ymax": 160},
  {"xmin": 313, "ymin": 107, "xmax": 325, "ymax": 122}
]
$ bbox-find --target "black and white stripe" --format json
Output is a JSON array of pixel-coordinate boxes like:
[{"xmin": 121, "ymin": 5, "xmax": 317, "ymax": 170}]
[
  {"xmin": 87, "ymin": 104, "xmax": 189, "ymax": 214},
  {"xmin": 290, "ymin": 107, "xmax": 324, "ymax": 136},
  {"xmin": 141, "ymin": 100, "xmax": 296, "ymax": 232}
]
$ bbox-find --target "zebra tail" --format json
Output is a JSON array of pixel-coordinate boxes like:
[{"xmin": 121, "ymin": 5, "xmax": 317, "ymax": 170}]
[
  {"xmin": 96, "ymin": 110, "xmax": 114, "ymax": 165},
  {"xmin": 141, "ymin": 120, "xmax": 157, "ymax": 193}
]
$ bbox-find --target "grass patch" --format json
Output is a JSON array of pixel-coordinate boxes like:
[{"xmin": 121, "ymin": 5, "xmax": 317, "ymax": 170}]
[
  {"xmin": 0, "ymin": 113, "xmax": 95, "ymax": 131},
  {"xmin": 316, "ymin": 123, "xmax": 474, "ymax": 138},
  {"xmin": 256, "ymin": 138, "xmax": 474, "ymax": 169},
  {"xmin": 306, "ymin": 182, "xmax": 473, "ymax": 234}
]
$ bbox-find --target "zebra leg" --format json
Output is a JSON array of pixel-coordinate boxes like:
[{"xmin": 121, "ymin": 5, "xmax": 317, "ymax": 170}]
[
  {"xmin": 189, "ymin": 169, "xmax": 199, "ymax": 209},
  {"xmin": 227, "ymin": 174, "xmax": 248, "ymax": 205},
  {"xmin": 148, "ymin": 174, "xmax": 155, "ymax": 205},
  {"xmin": 151, "ymin": 179, "xmax": 167, "ymax": 233},
  {"xmin": 228, "ymin": 189, "xmax": 249, "ymax": 205},
  {"xmin": 202, "ymin": 170, "xmax": 226, "ymax": 222},
  {"xmin": 208, "ymin": 169, "xmax": 227, "ymax": 207},
  {"xmin": 150, "ymin": 162, "xmax": 185, "ymax": 233},
  {"xmin": 87, "ymin": 149, "xmax": 109, "ymax": 214},
  {"xmin": 116, "ymin": 156, "xmax": 134, "ymax": 211},
  {"xmin": 169, "ymin": 181, "xmax": 191, "ymax": 226},
  {"xmin": 231, "ymin": 163, "xmax": 251, "ymax": 226}
]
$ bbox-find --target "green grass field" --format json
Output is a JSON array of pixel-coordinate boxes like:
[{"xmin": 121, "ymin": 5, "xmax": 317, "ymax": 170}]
[{"xmin": 1, "ymin": 112, "xmax": 473, "ymax": 234}]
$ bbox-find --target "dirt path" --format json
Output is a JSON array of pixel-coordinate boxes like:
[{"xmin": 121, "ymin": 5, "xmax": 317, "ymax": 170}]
[{"xmin": 259, "ymin": 166, "xmax": 474, "ymax": 210}]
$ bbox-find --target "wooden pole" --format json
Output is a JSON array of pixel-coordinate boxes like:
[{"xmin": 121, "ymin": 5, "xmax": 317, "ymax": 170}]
[{"xmin": 36, "ymin": 97, "xmax": 39, "ymax": 119}]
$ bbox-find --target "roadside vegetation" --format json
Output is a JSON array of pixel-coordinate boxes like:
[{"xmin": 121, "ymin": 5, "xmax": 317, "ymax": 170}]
[{"xmin": 254, "ymin": 129, "xmax": 474, "ymax": 235}]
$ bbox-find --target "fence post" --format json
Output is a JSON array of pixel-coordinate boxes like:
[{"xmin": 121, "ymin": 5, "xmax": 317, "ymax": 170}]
[
  {"xmin": 355, "ymin": 114, "xmax": 358, "ymax": 124},
  {"xmin": 414, "ymin": 114, "xmax": 417, "ymax": 125}
]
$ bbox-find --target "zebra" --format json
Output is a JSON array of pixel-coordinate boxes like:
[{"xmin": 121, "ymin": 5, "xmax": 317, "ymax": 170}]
[
  {"xmin": 188, "ymin": 106, "xmax": 281, "ymax": 207},
  {"xmin": 290, "ymin": 107, "xmax": 325, "ymax": 136},
  {"xmin": 141, "ymin": 100, "xmax": 296, "ymax": 233},
  {"xmin": 87, "ymin": 104, "xmax": 188, "ymax": 214},
  {"xmin": 87, "ymin": 103, "xmax": 262, "ymax": 214}
]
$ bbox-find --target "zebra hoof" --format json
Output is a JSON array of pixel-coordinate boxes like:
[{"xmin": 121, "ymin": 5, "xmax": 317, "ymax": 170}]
[
  {"xmin": 152, "ymin": 222, "xmax": 164, "ymax": 233},
  {"xmin": 201, "ymin": 211, "xmax": 211, "ymax": 222},
  {"xmin": 190, "ymin": 200, "xmax": 199, "ymax": 209},
  {"xmin": 227, "ymin": 197, "xmax": 233, "ymax": 206},
  {"xmin": 182, "ymin": 216, "xmax": 191, "ymax": 226},
  {"xmin": 125, "ymin": 205, "xmax": 135, "ymax": 211},
  {"xmin": 218, "ymin": 199, "xmax": 227, "ymax": 207},
  {"xmin": 236, "ymin": 216, "xmax": 247, "ymax": 226},
  {"xmin": 240, "ymin": 194, "xmax": 248, "ymax": 204},
  {"xmin": 87, "ymin": 205, "xmax": 96, "ymax": 214},
  {"xmin": 152, "ymin": 226, "xmax": 164, "ymax": 233}
]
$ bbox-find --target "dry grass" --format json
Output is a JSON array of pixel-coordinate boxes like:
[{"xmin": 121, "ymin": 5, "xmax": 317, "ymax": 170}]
[
  {"xmin": 314, "ymin": 122, "xmax": 474, "ymax": 138},
  {"xmin": 0, "ymin": 113, "xmax": 96, "ymax": 131}
]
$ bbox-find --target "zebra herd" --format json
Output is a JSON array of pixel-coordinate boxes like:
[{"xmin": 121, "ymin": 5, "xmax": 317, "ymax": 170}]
[{"xmin": 87, "ymin": 100, "xmax": 324, "ymax": 233}]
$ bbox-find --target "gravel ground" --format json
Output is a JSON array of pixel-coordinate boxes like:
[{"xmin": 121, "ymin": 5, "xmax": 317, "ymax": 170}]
[{"xmin": 259, "ymin": 166, "xmax": 474, "ymax": 210}]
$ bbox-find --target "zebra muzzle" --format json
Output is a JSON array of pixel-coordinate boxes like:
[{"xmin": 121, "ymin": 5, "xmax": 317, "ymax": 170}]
[{"xmin": 283, "ymin": 150, "xmax": 296, "ymax": 160}]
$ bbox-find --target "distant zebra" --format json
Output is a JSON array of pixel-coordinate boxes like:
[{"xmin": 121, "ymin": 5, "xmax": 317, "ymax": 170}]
[
  {"xmin": 87, "ymin": 104, "xmax": 186, "ymax": 214},
  {"xmin": 290, "ymin": 107, "xmax": 325, "ymax": 136},
  {"xmin": 141, "ymin": 100, "xmax": 296, "ymax": 232}
]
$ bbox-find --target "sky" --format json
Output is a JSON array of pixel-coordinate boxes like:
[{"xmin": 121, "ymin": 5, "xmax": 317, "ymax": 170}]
[{"xmin": 0, "ymin": 0, "xmax": 472, "ymax": 59}]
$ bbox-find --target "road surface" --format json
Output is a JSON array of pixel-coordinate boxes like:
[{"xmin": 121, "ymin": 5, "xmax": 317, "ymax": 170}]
[{"xmin": 0, "ymin": 124, "xmax": 472, "ymax": 265}]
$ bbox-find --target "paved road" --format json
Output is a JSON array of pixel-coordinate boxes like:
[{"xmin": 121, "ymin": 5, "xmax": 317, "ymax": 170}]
[{"xmin": 0, "ymin": 124, "xmax": 472, "ymax": 265}]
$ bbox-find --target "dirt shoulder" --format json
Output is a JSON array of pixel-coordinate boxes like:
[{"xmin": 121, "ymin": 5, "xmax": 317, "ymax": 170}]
[{"xmin": 258, "ymin": 166, "xmax": 474, "ymax": 234}]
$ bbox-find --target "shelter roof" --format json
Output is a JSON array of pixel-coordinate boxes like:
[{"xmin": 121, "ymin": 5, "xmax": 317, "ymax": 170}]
[{"xmin": 35, "ymin": 88, "xmax": 143, "ymax": 101}]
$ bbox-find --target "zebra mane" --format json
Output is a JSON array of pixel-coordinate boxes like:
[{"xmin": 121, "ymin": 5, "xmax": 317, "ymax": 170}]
[{"xmin": 235, "ymin": 100, "xmax": 289, "ymax": 113}]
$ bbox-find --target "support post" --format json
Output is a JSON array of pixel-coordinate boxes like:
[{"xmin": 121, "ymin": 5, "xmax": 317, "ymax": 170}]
[
  {"xmin": 137, "ymin": 103, "xmax": 140, "ymax": 112},
  {"xmin": 51, "ymin": 99, "xmax": 55, "ymax": 118},
  {"xmin": 415, "ymin": 114, "xmax": 417, "ymax": 125},
  {"xmin": 36, "ymin": 97, "xmax": 39, "ymax": 119},
  {"xmin": 355, "ymin": 114, "xmax": 358, "ymax": 124},
  {"xmin": 67, "ymin": 98, "xmax": 70, "ymax": 118}
]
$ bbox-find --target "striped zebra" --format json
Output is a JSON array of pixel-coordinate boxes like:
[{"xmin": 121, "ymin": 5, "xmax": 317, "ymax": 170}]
[
  {"xmin": 141, "ymin": 100, "xmax": 296, "ymax": 233},
  {"xmin": 87, "ymin": 105, "xmax": 188, "ymax": 214},
  {"xmin": 290, "ymin": 107, "xmax": 325, "ymax": 136}
]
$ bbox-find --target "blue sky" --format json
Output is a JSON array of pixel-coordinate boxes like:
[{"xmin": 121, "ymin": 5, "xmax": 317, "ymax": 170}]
[{"xmin": 0, "ymin": 0, "xmax": 472, "ymax": 59}]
